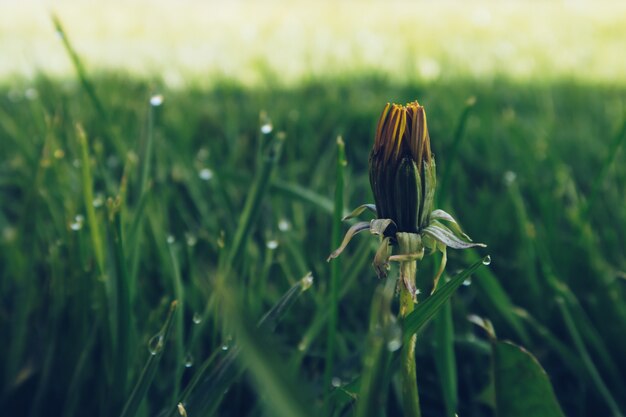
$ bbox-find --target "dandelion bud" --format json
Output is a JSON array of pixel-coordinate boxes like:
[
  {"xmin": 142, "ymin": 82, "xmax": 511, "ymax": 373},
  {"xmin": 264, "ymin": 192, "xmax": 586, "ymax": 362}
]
[{"xmin": 369, "ymin": 102, "xmax": 435, "ymax": 233}]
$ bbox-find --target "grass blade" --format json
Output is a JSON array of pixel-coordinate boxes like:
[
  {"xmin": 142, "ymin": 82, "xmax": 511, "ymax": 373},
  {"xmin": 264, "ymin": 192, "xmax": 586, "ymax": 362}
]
[
  {"xmin": 403, "ymin": 257, "xmax": 487, "ymax": 339},
  {"xmin": 325, "ymin": 136, "xmax": 346, "ymax": 407},
  {"xmin": 120, "ymin": 301, "xmax": 178, "ymax": 417}
]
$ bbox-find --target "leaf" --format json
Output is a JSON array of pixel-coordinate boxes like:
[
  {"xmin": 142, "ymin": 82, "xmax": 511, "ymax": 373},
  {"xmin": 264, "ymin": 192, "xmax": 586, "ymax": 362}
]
[
  {"xmin": 403, "ymin": 257, "xmax": 486, "ymax": 338},
  {"xmin": 342, "ymin": 204, "xmax": 377, "ymax": 221},
  {"xmin": 327, "ymin": 222, "xmax": 371, "ymax": 261},
  {"xmin": 422, "ymin": 223, "xmax": 486, "ymax": 250},
  {"xmin": 493, "ymin": 341, "xmax": 566, "ymax": 417}
]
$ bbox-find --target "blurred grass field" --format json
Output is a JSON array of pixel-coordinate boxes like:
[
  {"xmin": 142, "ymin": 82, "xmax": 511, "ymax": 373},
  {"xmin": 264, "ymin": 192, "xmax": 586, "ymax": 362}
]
[{"xmin": 1, "ymin": 1, "xmax": 626, "ymax": 417}]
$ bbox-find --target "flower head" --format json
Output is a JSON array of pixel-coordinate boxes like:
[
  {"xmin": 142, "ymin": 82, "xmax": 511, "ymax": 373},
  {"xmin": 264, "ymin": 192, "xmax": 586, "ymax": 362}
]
[
  {"xmin": 369, "ymin": 102, "xmax": 435, "ymax": 233},
  {"xmin": 329, "ymin": 101, "xmax": 485, "ymax": 285}
]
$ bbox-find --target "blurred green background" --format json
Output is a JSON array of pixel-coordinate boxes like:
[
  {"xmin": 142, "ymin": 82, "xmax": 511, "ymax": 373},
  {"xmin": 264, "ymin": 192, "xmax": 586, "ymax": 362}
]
[{"xmin": 1, "ymin": 1, "xmax": 625, "ymax": 417}]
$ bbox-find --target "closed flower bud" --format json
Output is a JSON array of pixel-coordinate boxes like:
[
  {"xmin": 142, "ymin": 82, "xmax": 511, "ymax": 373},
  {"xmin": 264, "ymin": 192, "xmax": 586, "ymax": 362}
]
[{"xmin": 369, "ymin": 102, "xmax": 435, "ymax": 233}]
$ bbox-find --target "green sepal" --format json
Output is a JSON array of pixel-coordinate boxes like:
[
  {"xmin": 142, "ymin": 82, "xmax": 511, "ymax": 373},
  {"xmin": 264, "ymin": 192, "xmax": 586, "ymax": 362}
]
[
  {"xmin": 370, "ymin": 219, "xmax": 396, "ymax": 236},
  {"xmin": 327, "ymin": 221, "xmax": 371, "ymax": 261},
  {"xmin": 342, "ymin": 204, "xmax": 377, "ymax": 221},
  {"xmin": 394, "ymin": 157, "xmax": 421, "ymax": 233},
  {"xmin": 420, "ymin": 158, "xmax": 437, "ymax": 228},
  {"xmin": 372, "ymin": 237, "xmax": 392, "ymax": 279},
  {"xmin": 422, "ymin": 222, "xmax": 486, "ymax": 250},
  {"xmin": 430, "ymin": 209, "xmax": 471, "ymax": 240}
]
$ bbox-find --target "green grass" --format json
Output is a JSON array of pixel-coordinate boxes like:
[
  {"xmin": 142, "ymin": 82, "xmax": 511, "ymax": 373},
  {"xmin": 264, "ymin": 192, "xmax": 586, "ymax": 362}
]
[{"xmin": 1, "ymin": 68, "xmax": 625, "ymax": 417}]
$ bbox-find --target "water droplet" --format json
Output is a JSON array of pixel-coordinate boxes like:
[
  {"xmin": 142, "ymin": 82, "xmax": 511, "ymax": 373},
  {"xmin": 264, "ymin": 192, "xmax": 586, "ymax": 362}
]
[
  {"xmin": 148, "ymin": 333, "xmax": 164, "ymax": 355},
  {"xmin": 482, "ymin": 255, "xmax": 492, "ymax": 266},
  {"xmin": 25, "ymin": 88, "xmax": 38, "ymax": 100},
  {"xmin": 2, "ymin": 226, "xmax": 17, "ymax": 243},
  {"xmin": 198, "ymin": 168, "xmax": 213, "ymax": 181},
  {"xmin": 184, "ymin": 353, "xmax": 194, "ymax": 368},
  {"xmin": 462, "ymin": 278, "xmax": 472, "ymax": 286},
  {"xmin": 503, "ymin": 171, "xmax": 517, "ymax": 186},
  {"xmin": 185, "ymin": 233, "xmax": 197, "ymax": 247},
  {"xmin": 167, "ymin": 235, "xmax": 176, "ymax": 244},
  {"xmin": 386, "ymin": 321, "xmax": 403, "ymax": 352},
  {"xmin": 297, "ymin": 341, "xmax": 307, "ymax": 352},
  {"xmin": 70, "ymin": 214, "xmax": 84, "ymax": 231},
  {"xmin": 300, "ymin": 273, "xmax": 314, "ymax": 290},
  {"xmin": 331, "ymin": 377, "xmax": 342, "ymax": 387},
  {"xmin": 415, "ymin": 288, "xmax": 421, "ymax": 295},
  {"xmin": 192, "ymin": 312, "xmax": 202, "ymax": 324},
  {"xmin": 221, "ymin": 344, "xmax": 229, "ymax": 351},
  {"xmin": 266, "ymin": 240, "xmax": 279, "ymax": 250},
  {"xmin": 53, "ymin": 149, "xmax": 65, "ymax": 159},
  {"xmin": 150, "ymin": 94, "xmax": 164, "ymax": 106},
  {"xmin": 92, "ymin": 194, "xmax": 104, "ymax": 208},
  {"xmin": 260, "ymin": 122, "xmax": 273, "ymax": 134},
  {"xmin": 55, "ymin": 30, "xmax": 64, "ymax": 40},
  {"xmin": 278, "ymin": 218, "xmax": 290, "ymax": 232}
]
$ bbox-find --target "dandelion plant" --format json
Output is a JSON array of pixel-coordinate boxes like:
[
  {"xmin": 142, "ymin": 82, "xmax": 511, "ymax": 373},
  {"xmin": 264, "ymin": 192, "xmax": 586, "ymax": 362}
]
[{"xmin": 329, "ymin": 101, "xmax": 485, "ymax": 416}]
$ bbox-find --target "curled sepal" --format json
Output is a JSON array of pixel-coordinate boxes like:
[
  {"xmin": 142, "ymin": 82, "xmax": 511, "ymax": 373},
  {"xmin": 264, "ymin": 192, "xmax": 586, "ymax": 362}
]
[
  {"xmin": 327, "ymin": 221, "xmax": 371, "ymax": 261},
  {"xmin": 419, "ymin": 159, "xmax": 437, "ymax": 228},
  {"xmin": 342, "ymin": 204, "xmax": 377, "ymax": 221},
  {"xmin": 431, "ymin": 245, "xmax": 447, "ymax": 294},
  {"xmin": 370, "ymin": 218, "xmax": 396, "ymax": 236},
  {"xmin": 430, "ymin": 209, "xmax": 471, "ymax": 240},
  {"xmin": 373, "ymin": 237, "xmax": 392, "ymax": 279},
  {"xmin": 422, "ymin": 223, "xmax": 486, "ymax": 250}
]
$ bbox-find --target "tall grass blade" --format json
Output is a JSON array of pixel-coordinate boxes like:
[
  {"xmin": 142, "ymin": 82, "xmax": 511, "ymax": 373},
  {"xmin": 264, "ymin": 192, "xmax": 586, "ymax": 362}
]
[
  {"xmin": 355, "ymin": 275, "xmax": 396, "ymax": 417},
  {"xmin": 226, "ymin": 131, "xmax": 285, "ymax": 268},
  {"xmin": 179, "ymin": 273, "xmax": 313, "ymax": 417},
  {"xmin": 76, "ymin": 124, "xmax": 105, "ymax": 274},
  {"xmin": 403, "ymin": 257, "xmax": 486, "ymax": 338},
  {"xmin": 433, "ymin": 277, "xmax": 458, "ymax": 417},
  {"xmin": 325, "ymin": 136, "xmax": 346, "ymax": 407},
  {"xmin": 120, "ymin": 301, "xmax": 179, "ymax": 417}
]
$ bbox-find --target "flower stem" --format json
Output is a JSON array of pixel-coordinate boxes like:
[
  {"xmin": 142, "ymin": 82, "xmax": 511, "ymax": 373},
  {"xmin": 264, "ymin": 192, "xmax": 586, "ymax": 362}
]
[{"xmin": 397, "ymin": 233, "xmax": 422, "ymax": 417}]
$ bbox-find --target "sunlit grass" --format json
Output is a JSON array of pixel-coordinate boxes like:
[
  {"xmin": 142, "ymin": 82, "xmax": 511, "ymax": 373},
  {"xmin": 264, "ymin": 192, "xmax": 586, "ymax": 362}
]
[{"xmin": 2, "ymin": 0, "xmax": 626, "ymax": 85}]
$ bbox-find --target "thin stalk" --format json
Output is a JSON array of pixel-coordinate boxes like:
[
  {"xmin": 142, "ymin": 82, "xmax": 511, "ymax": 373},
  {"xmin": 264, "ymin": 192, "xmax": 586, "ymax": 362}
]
[
  {"xmin": 325, "ymin": 136, "xmax": 346, "ymax": 409},
  {"xmin": 397, "ymin": 233, "xmax": 422, "ymax": 417}
]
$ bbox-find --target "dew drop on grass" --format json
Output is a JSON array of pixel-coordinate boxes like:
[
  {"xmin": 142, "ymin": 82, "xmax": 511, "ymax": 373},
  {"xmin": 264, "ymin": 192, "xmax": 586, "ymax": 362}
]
[
  {"xmin": 150, "ymin": 94, "xmax": 164, "ymax": 107},
  {"xmin": 221, "ymin": 344, "xmax": 229, "ymax": 351},
  {"xmin": 92, "ymin": 195, "xmax": 104, "ymax": 208},
  {"xmin": 266, "ymin": 240, "xmax": 279, "ymax": 250},
  {"xmin": 482, "ymin": 255, "xmax": 492, "ymax": 265},
  {"xmin": 198, "ymin": 168, "xmax": 213, "ymax": 181},
  {"xmin": 167, "ymin": 235, "xmax": 175, "ymax": 244},
  {"xmin": 70, "ymin": 215, "xmax": 84, "ymax": 231},
  {"xmin": 192, "ymin": 312, "xmax": 202, "ymax": 324},
  {"xmin": 148, "ymin": 333, "xmax": 164, "ymax": 355},
  {"xmin": 462, "ymin": 278, "xmax": 472, "ymax": 286},
  {"xmin": 184, "ymin": 353, "xmax": 194, "ymax": 368},
  {"xmin": 25, "ymin": 88, "xmax": 38, "ymax": 100},
  {"xmin": 503, "ymin": 171, "xmax": 517, "ymax": 186},
  {"xmin": 386, "ymin": 322, "xmax": 402, "ymax": 352},
  {"xmin": 331, "ymin": 377, "xmax": 342, "ymax": 387},
  {"xmin": 260, "ymin": 122, "xmax": 273, "ymax": 134},
  {"xmin": 185, "ymin": 233, "xmax": 197, "ymax": 247},
  {"xmin": 278, "ymin": 218, "xmax": 290, "ymax": 232}
]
